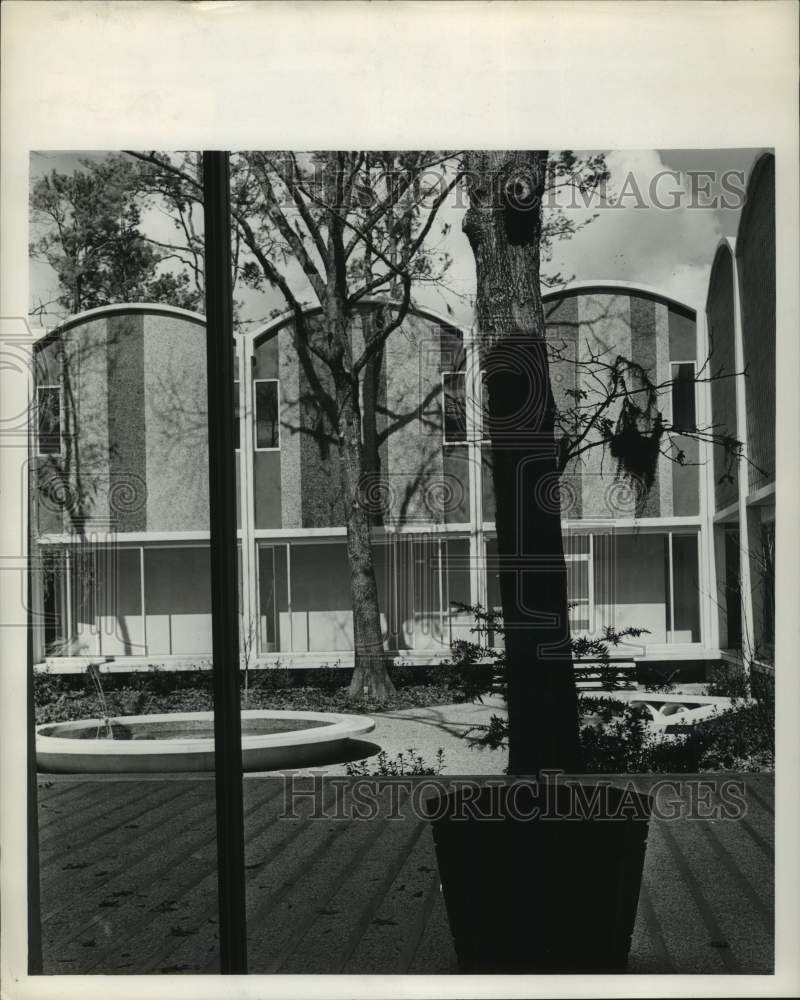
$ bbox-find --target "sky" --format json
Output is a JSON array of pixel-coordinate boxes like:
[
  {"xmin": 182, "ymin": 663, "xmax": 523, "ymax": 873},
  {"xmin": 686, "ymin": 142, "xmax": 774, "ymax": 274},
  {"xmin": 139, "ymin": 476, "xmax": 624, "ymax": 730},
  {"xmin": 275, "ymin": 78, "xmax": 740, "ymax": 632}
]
[{"xmin": 29, "ymin": 147, "xmax": 766, "ymax": 330}]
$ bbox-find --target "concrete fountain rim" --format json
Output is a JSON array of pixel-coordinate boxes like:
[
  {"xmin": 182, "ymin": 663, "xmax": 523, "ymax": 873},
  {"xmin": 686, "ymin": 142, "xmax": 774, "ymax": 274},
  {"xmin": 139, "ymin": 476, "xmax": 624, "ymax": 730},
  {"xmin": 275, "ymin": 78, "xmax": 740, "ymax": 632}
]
[{"xmin": 36, "ymin": 708, "xmax": 376, "ymax": 760}]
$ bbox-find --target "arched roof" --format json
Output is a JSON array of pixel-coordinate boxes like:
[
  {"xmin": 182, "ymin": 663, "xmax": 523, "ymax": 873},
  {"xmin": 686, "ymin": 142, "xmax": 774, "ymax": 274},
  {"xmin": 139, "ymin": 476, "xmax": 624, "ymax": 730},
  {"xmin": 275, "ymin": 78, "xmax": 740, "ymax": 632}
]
[
  {"xmin": 542, "ymin": 279, "xmax": 696, "ymax": 318},
  {"xmin": 34, "ymin": 302, "xmax": 205, "ymax": 351},
  {"xmin": 248, "ymin": 297, "xmax": 464, "ymax": 350},
  {"xmin": 735, "ymin": 151, "xmax": 775, "ymax": 255}
]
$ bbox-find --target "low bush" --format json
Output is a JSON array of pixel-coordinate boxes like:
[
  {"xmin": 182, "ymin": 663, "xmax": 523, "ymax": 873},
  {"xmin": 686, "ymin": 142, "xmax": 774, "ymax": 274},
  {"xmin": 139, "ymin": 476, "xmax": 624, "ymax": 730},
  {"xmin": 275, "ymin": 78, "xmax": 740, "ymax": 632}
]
[
  {"xmin": 311, "ymin": 663, "xmax": 349, "ymax": 695},
  {"xmin": 346, "ymin": 747, "xmax": 445, "ymax": 777},
  {"xmin": 33, "ymin": 667, "xmax": 461, "ymax": 725},
  {"xmin": 466, "ymin": 698, "xmax": 774, "ymax": 774}
]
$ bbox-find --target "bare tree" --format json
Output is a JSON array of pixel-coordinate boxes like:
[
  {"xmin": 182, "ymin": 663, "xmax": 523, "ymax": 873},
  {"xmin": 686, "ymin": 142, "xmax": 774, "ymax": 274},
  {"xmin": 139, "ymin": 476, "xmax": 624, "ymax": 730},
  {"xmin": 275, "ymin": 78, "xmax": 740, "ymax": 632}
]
[{"xmin": 126, "ymin": 150, "xmax": 463, "ymax": 699}]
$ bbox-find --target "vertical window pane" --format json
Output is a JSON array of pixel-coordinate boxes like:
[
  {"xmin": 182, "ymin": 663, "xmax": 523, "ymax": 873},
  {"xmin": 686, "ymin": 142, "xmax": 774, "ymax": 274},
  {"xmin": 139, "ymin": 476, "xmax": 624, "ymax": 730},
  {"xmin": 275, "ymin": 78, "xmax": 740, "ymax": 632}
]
[
  {"xmin": 567, "ymin": 559, "xmax": 590, "ymax": 632},
  {"xmin": 290, "ymin": 543, "xmax": 352, "ymax": 652},
  {"xmin": 233, "ymin": 380, "xmax": 240, "ymax": 450},
  {"xmin": 255, "ymin": 380, "xmax": 279, "ymax": 449},
  {"xmin": 258, "ymin": 545, "xmax": 276, "ymax": 650},
  {"xmin": 671, "ymin": 362, "xmax": 696, "ymax": 432},
  {"xmin": 594, "ymin": 533, "xmax": 669, "ymax": 643},
  {"xmin": 671, "ymin": 533, "xmax": 701, "ymax": 642},
  {"xmin": 37, "ymin": 385, "xmax": 61, "ymax": 455},
  {"xmin": 442, "ymin": 372, "xmax": 466, "ymax": 443},
  {"xmin": 42, "ymin": 548, "xmax": 68, "ymax": 654},
  {"xmin": 144, "ymin": 547, "xmax": 212, "ymax": 655}
]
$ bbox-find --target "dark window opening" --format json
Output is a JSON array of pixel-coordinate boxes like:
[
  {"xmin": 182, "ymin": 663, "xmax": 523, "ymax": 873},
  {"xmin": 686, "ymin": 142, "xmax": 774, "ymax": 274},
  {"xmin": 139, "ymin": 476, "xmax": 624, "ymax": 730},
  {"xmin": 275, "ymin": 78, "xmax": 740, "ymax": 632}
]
[
  {"xmin": 442, "ymin": 372, "xmax": 466, "ymax": 444},
  {"xmin": 234, "ymin": 380, "xmax": 241, "ymax": 450},
  {"xmin": 671, "ymin": 362, "xmax": 697, "ymax": 432},
  {"xmin": 37, "ymin": 385, "xmax": 62, "ymax": 456},
  {"xmin": 255, "ymin": 379, "xmax": 280, "ymax": 450}
]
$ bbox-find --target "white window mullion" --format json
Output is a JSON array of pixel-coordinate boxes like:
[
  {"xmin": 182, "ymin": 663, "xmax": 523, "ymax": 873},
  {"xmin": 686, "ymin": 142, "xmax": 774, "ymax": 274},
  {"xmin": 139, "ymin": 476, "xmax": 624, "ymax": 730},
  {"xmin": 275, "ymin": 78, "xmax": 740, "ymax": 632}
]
[
  {"xmin": 668, "ymin": 532, "xmax": 676, "ymax": 640},
  {"xmin": 140, "ymin": 546, "xmax": 147, "ymax": 656}
]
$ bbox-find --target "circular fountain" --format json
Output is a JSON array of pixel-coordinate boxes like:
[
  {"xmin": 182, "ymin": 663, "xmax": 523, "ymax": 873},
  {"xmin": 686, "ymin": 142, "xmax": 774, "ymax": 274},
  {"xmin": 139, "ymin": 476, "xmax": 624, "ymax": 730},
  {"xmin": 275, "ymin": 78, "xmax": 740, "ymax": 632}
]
[{"xmin": 36, "ymin": 710, "xmax": 376, "ymax": 774}]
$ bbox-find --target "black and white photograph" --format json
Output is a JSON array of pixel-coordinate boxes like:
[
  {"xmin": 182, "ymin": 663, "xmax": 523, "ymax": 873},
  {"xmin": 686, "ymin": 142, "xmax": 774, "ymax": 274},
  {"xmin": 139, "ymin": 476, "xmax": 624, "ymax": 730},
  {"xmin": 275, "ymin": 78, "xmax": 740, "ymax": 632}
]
[{"xmin": 1, "ymin": 3, "xmax": 798, "ymax": 998}]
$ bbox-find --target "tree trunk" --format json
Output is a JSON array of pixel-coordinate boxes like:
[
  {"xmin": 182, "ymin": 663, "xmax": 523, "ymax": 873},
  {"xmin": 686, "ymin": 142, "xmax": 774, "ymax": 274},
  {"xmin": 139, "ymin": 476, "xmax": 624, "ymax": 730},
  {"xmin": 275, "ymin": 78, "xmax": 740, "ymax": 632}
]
[
  {"xmin": 321, "ymin": 156, "xmax": 396, "ymax": 702},
  {"xmin": 337, "ymin": 377, "xmax": 396, "ymax": 701},
  {"xmin": 463, "ymin": 151, "xmax": 579, "ymax": 775}
]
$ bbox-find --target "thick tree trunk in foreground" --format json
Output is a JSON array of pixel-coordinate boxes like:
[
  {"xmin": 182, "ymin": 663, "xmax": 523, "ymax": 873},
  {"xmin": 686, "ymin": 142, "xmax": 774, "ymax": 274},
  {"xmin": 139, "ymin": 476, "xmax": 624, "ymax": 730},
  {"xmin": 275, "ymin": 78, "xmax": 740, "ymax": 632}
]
[
  {"xmin": 464, "ymin": 150, "xmax": 579, "ymax": 775},
  {"xmin": 338, "ymin": 380, "xmax": 396, "ymax": 700}
]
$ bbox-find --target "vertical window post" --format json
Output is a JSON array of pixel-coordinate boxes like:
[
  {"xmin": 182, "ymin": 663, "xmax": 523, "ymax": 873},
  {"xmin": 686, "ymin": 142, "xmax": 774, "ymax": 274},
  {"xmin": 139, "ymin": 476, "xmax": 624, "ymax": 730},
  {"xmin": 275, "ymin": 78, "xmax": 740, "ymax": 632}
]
[{"xmin": 203, "ymin": 151, "xmax": 248, "ymax": 975}]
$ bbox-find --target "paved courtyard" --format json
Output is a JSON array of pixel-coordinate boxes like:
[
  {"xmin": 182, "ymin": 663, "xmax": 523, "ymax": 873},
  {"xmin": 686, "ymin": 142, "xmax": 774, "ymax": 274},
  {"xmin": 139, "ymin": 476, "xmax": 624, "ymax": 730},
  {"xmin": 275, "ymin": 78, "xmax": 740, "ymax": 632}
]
[{"xmin": 36, "ymin": 714, "xmax": 773, "ymax": 976}]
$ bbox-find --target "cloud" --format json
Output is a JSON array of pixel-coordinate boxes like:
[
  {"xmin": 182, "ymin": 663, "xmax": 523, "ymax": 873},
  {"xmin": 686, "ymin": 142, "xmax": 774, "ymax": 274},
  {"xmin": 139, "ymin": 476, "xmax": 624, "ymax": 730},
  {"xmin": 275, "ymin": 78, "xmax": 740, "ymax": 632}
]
[{"xmin": 544, "ymin": 149, "xmax": 726, "ymax": 309}]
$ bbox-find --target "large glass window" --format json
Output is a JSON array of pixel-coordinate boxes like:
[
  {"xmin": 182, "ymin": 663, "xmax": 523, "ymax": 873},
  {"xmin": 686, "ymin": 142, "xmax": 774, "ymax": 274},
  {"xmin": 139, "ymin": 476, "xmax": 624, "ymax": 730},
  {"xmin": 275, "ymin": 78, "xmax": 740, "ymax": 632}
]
[
  {"xmin": 254, "ymin": 379, "xmax": 280, "ymax": 450},
  {"xmin": 671, "ymin": 362, "xmax": 697, "ymax": 432},
  {"xmin": 670, "ymin": 533, "xmax": 701, "ymax": 643},
  {"xmin": 144, "ymin": 546, "xmax": 212, "ymax": 655},
  {"xmin": 36, "ymin": 385, "xmax": 62, "ymax": 456},
  {"xmin": 290, "ymin": 542, "xmax": 352, "ymax": 652}
]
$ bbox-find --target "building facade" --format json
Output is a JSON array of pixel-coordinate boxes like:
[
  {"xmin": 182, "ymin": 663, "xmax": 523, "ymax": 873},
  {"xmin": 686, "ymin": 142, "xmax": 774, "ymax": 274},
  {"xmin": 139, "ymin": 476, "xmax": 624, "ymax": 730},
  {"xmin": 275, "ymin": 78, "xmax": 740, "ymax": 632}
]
[
  {"xmin": 31, "ymin": 279, "xmax": 723, "ymax": 675},
  {"xmin": 707, "ymin": 152, "xmax": 776, "ymax": 669}
]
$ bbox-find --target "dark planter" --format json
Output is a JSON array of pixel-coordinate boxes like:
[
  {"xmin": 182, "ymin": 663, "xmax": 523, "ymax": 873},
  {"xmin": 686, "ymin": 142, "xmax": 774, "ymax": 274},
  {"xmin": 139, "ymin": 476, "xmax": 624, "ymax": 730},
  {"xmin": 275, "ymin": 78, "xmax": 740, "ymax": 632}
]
[{"xmin": 424, "ymin": 779, "xmax": 653, "ymax": 974}]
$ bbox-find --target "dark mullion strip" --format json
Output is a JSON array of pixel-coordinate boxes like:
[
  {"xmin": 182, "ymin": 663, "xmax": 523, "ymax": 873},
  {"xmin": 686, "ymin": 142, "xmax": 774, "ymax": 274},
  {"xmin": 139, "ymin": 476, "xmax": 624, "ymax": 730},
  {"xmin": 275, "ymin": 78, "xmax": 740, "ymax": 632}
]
[
  {"xmin": 657, "ymin": 821, "xmax": 740, "ymax": 973},
  {"xmin": 203, "ymin": 149, "xmax": 248, "ymax": 975},
  {"xmin": 337, "ymin": 818, "xmax": 429, "ymax": 973},
  {"xmin": 401, "ymin": 869, "xmax": 442, "ymax": 973}
]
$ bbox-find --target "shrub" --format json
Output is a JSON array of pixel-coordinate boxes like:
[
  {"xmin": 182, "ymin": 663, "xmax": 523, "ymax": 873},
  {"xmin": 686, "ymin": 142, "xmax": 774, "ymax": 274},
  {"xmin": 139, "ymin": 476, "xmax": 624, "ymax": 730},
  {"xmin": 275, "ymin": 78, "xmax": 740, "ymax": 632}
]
[
  {"xmin": 312, "ymin": 663, "xmax": 349, "ymax": 694},
  {"xmin": 388, "ymin": 661, "xmax": 417, "ymax": 689},
  {"xmin": 695, "ymin": 699, "xmax": 774, "ymax": 771},
  {"xmin": 346, "ymin": 747, "xmax": 445, "ymax": 776},
  {"xmin": 706, "ymin": 661, "xmax": 750, "ymax": 701}
]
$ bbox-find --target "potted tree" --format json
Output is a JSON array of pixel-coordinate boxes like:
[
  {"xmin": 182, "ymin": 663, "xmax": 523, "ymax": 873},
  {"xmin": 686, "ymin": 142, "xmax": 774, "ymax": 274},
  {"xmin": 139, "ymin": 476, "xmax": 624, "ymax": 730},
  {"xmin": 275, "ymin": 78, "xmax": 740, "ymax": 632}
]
[{"xmin": 423, "ymin": 151, "xmax": 655, "ymax": 974}]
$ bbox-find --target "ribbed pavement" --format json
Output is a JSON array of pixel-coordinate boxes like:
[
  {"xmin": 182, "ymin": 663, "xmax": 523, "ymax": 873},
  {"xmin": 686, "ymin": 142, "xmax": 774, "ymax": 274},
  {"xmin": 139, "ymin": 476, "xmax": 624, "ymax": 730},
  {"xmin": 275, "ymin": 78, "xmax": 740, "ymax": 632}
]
[{"xmin": 36, "ymin": 771, "xmax": 773, "ymax": 975}]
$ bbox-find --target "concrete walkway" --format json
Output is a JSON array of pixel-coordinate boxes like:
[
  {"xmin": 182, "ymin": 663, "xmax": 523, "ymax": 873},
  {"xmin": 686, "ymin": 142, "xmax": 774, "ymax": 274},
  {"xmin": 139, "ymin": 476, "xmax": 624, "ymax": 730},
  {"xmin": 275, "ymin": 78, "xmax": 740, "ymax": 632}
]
[
  {"xmin": 268, "ymin": 695, "xmax": 510, "ymax": 777},
  {"xmin": 36, "ymin": 769, "xmax": 773, "ymax": 975}
]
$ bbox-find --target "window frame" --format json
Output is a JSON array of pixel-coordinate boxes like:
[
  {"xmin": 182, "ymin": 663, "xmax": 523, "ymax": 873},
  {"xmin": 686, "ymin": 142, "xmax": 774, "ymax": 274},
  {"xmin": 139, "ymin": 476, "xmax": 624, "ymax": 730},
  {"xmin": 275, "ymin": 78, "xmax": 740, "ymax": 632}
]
[
  {"xmin": 36, "ymin": 383, "xmax": 64, "ymax": 458},
  {"xmin": 253, "ymin": 377, "xmax": 281, "ymax": 452}
]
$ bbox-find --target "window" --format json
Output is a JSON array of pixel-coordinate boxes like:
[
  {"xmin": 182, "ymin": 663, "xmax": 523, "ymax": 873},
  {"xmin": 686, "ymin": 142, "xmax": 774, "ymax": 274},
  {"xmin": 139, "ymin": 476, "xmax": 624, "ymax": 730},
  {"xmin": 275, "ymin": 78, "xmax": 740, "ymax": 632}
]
[
  {"xmin": 479, "ymin": 371, "xmax": 499, "ymax": 442},
  {"xmin": 233, "ymin": 379, "xmax": 240, "ymax": 450},
  {"xmin": 442, "ymin": 372, "xmax": 466, "ymax": 444},
  {"xmin": 258, "ymin": 545, "xmax": 277, "ymax": 651},
  {"xmin": 37, "ymin": 385, "xmax": 62, "ymax": 456},
  {"xmin": 565, "ymin": 534, "xmax": 591, "ymax": 632},
  {"xmin": 254, "ymin": 379, "xmax": 280, "ymax": 450},
  {"xmin": 671, "ymin": 362, "xmax": 697, "ymax": 432}
]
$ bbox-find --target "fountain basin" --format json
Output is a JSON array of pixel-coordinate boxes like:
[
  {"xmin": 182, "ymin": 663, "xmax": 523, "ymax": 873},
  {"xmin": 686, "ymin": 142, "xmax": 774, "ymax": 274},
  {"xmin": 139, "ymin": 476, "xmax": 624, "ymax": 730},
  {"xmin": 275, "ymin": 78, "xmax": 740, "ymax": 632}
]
[{"xmin": 36, "ymin": 710, "xmax": 376, "ymax": 774}]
